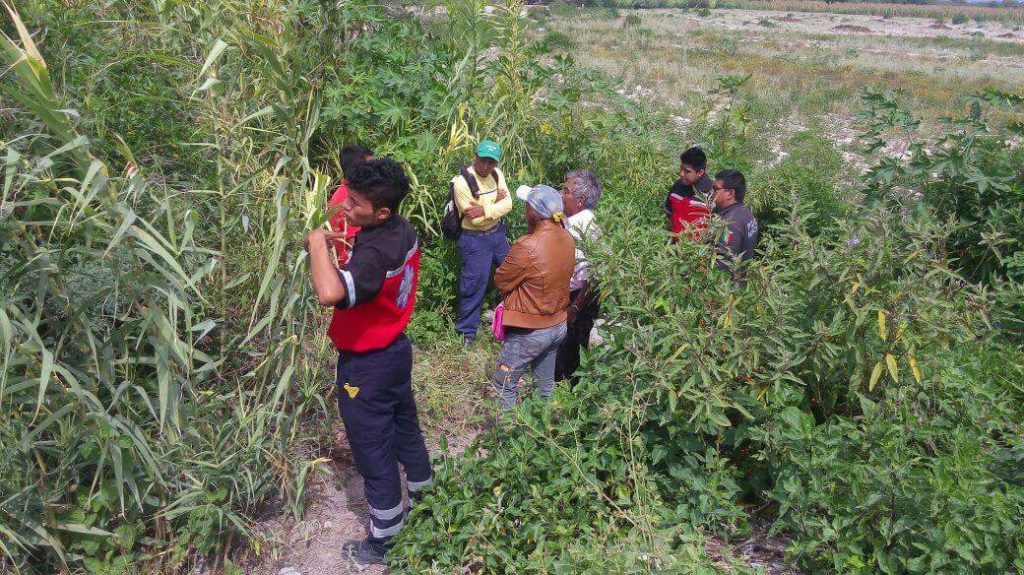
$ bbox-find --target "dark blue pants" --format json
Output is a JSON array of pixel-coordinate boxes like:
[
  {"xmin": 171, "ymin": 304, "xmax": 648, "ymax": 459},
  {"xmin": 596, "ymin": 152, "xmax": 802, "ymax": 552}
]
[
  {"xmin": 456, "ymin": 223, "xmax": 511, "ymax": 340},
  {"xmin": 336, "ymin": 334, "xmax": 432, "ymax": 554}
]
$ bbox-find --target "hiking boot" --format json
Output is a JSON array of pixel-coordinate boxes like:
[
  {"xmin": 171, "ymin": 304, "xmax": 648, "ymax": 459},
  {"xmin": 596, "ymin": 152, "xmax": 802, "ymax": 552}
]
[{"xmin": 341, "ymin": 538, "xmax": 385, "ymax": 570}]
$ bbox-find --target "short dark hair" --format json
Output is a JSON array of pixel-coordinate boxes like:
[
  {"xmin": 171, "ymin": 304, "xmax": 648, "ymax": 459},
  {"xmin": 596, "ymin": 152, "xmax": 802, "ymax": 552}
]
[
  {"xmin": 339, "ymin": 145, "xmax": 374, "ymax": 179},
  {"xmin": 714, "ymin": 169, "xmax": 747, "ymax": 202},
  {"xmin": 679, "ymin": 147, "xmax": 707, "ymax": 172},
  {"xmin": 347, "ymin": 158, "xmax": 410, "ymax": 212}
]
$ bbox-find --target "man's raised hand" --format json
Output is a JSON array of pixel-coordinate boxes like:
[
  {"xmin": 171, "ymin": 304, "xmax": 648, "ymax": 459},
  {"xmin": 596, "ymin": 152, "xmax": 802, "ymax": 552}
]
[{"xmin": 304, "ymin": 229, "xmax": 348, "ymax": 253}]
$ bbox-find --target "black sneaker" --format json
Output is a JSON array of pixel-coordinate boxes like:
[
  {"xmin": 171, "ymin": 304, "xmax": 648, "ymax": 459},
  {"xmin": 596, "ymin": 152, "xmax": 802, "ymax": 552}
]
[{"xmin": 341, "ymin": 539, "xmax": 385, "ymax": 570}]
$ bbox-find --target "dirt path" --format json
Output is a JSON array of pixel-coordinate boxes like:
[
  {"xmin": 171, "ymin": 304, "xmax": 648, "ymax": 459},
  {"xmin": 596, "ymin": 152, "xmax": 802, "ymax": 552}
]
[
  {"xmin": 708, "ymin": 517, "xmax": 803, "ymax": 575},
  {"xmin": 228, "ymin": 428, "xmax": 480, "ymax": 575}
]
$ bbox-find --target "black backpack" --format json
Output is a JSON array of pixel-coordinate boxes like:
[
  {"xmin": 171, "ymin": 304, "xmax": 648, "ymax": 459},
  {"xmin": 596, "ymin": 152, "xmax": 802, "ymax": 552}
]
[{"xmin": 441, "ymin": 166, "xmax": 501, "ymax": 241}]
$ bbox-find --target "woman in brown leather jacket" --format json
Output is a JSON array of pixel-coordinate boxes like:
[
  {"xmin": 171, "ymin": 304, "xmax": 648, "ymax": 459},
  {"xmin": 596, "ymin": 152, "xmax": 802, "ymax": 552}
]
[{"xmin": 491, "ymin": 185, "xmax": 576, "ymax": 410}]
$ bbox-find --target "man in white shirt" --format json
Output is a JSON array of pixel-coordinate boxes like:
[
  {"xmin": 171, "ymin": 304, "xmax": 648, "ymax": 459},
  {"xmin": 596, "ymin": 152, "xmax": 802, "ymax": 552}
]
[{"xmin": 555, "ymin": 170, "xmax": 602, "ymax": 384}]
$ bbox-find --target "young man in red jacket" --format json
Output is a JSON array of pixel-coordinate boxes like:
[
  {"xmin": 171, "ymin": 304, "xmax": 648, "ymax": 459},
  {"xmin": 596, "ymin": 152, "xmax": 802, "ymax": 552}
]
[
  {"xmin": 327, "ymin": 144, "xmax": 374, "ymax": 265},
  {"xmin": 305, "ymin": 158, "xmax": 431, "ymax": 568},
  {"xmin": 664, "ymin": 146, "xmax": 714, "ymax": 241}
]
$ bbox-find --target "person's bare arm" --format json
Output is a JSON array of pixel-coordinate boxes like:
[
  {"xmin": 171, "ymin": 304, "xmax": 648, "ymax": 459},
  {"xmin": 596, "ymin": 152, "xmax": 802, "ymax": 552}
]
[{"xmin": 306, "ymin": 229, "xmax": 349, "ymax": 306}]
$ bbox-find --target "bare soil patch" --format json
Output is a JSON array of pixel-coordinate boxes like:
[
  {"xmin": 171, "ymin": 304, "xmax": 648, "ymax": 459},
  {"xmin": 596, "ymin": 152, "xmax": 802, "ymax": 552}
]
[
  {"xmin": 645, "ymin": 8, "xmax": 1024, "ymax": 43},
  {"xmin": 707, "ymin": 518, "xmax": 802, "ymax": 575},
  {"xmin": 202, "ymin": 426, "xmax": 482, "ymax": 575},
  {"xmin": 833, "ymin": 24, "xmax": 873, "ymax": 33}
]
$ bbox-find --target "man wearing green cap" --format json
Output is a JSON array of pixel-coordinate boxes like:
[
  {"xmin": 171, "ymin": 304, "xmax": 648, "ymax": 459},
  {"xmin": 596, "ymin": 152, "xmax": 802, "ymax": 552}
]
[{"xmin": 452, "ymin": 140, "xmax": 513, "ymax": 344}]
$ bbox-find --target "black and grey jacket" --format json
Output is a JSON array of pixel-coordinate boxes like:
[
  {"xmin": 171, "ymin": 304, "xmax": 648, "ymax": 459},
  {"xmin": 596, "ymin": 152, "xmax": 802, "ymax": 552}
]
[{"xmin": 713, "ymin": 202, "xmax": 759, "ymax": 270}]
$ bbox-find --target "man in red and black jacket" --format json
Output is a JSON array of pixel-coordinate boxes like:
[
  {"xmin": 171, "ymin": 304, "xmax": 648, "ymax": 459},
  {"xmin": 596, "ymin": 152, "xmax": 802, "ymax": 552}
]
[
  {"xmin": 304, "ymin": 158, "xmax": 431, "ymax": 568},
  {"xmin": 664, "ymin": 146, "xmax": 714, "ymax": 242}
]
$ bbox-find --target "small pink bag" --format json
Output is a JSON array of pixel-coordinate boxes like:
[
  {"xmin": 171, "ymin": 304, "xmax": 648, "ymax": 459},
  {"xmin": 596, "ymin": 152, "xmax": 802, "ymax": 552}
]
[{"xmin": 491, "ymin": 303, "xmax": 506, "ymax": 341}]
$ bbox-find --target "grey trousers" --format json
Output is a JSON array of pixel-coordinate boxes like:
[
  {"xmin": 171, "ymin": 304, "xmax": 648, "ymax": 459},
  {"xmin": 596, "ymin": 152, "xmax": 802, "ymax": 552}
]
[{"xmin": 492, "ymin": 322, "xmax": 568, "ymax": 410}]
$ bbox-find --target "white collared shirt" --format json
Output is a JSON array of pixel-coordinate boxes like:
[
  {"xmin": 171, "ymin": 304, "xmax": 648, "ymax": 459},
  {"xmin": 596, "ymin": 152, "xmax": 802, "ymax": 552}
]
[{"xmin": 566, "ymin": 209, "xmax": 599, "ymax": 292}]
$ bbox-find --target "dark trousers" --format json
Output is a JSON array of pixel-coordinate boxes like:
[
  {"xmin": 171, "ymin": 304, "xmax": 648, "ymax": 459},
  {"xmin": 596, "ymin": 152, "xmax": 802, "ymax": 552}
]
[
  {"xmin": 555, "ymin": 289, "xmax": 600, "ymax": 384},
  {"xmin": 336, "ymin": 334, "xmax": 432, "ymax": 553},
  {"xmin": 456, "ymin": 223, "xmax": 511, "ymax": 340}
]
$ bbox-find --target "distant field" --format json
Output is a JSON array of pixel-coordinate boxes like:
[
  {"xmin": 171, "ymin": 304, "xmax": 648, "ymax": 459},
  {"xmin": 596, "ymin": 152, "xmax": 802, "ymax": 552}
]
[
  {"xmin": 538, "ymin": 5, "xmax": 1024, "ymax": 175},
  {"xmin": 616, "ymin": 0, "xmax": 1024, "ymax": 25},
  {"xmin": 719, "ymin": 0, "xmax": 1024, "ymax": 25}
]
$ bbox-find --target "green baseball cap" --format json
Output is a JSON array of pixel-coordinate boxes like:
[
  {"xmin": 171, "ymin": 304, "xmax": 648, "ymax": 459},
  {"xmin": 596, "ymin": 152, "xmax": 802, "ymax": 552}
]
[{"xmin": 476, "ymin": 140, "xmax": 502, "ymax": 162}]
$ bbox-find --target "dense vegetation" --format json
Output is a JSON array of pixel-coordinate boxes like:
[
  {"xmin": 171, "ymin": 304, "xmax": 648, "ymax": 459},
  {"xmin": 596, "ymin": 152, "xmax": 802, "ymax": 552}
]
[
  {"xmin": 394, "ymin": 85, "xmax": 1024, "ymax": 573},
  {"xmin": 1, "ymin": 0, "xmax": 1022, "ymax": 574}
]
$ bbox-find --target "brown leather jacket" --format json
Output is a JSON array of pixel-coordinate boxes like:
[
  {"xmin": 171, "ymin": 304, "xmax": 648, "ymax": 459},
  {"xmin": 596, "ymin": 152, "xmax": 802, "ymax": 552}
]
[{"xmin": 495, "ymin": 220, "xmax": 575, "ymax": 329}]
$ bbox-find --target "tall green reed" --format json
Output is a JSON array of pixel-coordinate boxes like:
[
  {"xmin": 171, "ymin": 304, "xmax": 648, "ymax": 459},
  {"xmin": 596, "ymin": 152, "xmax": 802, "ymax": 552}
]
[{"xmin": 0, "ymin": 0, "xmax": 347, "ymax": 570}]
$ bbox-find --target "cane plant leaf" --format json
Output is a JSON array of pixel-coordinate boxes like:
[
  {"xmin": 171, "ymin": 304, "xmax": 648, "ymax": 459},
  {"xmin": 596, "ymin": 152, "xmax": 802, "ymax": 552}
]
[
  {"xmin": 56, "ymin": 524, "xmax": 114, "ymax": 537},
  {"xmin": 885, "ymin": 353, "xmax": 898, "ymax": 381},
  {"xmin": 198, "ymin": 39, "xmax": 230, "ymax": 79},
  {"xmin": 869, "ymin": 361, "xmax": 884, "ymax": 391}
]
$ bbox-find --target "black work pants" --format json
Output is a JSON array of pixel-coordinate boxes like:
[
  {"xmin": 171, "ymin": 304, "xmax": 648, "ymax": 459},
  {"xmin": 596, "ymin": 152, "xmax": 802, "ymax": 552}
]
[
  {"xmin": 554, "ymin": 289, "xmax": 600, "ymax": 385},
  {"xmin": 336, "ymin": 334, "xmax": 432, "ymax": 554}
]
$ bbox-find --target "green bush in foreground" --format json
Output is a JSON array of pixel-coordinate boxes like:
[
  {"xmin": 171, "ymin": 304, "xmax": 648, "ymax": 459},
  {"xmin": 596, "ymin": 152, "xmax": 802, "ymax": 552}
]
[
  {"xmin": 767, "ymin": 349, "xmax": 1024, "ymax": 573},
  {"xmin": 395, "ymin": 197, "xmax": 1024, "ymax": 573}
]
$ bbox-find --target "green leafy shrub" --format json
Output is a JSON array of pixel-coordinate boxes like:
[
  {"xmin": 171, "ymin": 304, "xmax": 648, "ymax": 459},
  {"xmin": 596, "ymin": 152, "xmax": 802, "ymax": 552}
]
[
  {"xmin": 765, "ymin": 349, "xmax": 1024, "ymax": 573},
  {"xmin": 858, "ymin": 89, "xmax": 1024, "ymax": 317},
  {"xmin": 751, "ymin": 129, "xmax": 850, "ymax": 232},
  {"xmin": 396, "ymin": 187, "xmax": 1011, "ymax": 572},
  {"xmin": 539, "ymin": 30, "xmax": 579, "ymax": 52}
]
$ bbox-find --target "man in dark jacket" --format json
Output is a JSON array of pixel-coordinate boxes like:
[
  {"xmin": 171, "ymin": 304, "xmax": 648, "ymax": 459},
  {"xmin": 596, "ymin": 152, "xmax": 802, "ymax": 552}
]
[
  {"xmin": 665, "ymin": 146, "xmax": 714, "ymax": 240},
  {"xmin": 711, "ymin": 169, "xmax": 759, "ymax": 278}
]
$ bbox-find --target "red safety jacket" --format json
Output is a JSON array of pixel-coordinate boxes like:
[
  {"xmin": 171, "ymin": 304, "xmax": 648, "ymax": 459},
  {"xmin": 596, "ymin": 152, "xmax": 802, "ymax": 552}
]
[
  {"xmin": 327, "ymin": 180, "xmax": 361, "ymax": 266},
  {"xmin": 327, "ymin": 216, "xmax": 419, "ymax": 353},
  {"xmin": 669, "ymin": 194, "xmax": 711, "ymax": 241}
]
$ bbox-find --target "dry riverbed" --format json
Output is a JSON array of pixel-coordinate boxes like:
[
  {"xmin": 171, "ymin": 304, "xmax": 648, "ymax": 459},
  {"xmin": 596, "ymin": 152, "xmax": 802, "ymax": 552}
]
[{"xmin": 695, "ymin": 7, "xmax": 1024, "ymax": 43}]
